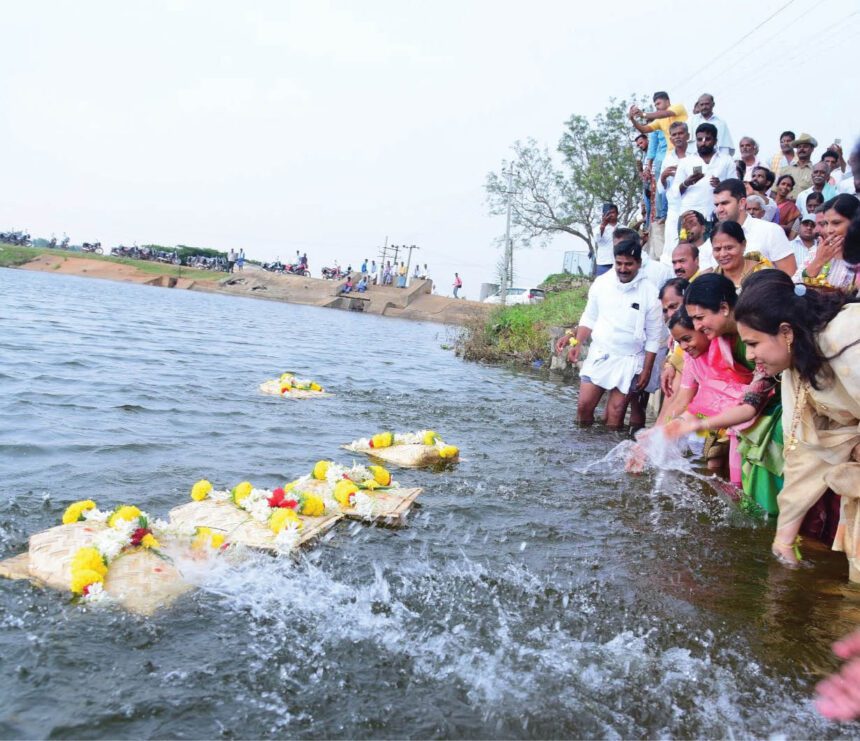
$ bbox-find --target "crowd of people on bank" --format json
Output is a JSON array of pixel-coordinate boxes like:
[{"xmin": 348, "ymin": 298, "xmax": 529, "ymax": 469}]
[{"xmin": 559, "ymin": 90, "xmax": 860, "ymax": 583}]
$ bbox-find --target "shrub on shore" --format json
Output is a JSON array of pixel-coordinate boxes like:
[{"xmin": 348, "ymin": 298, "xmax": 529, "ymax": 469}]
[{"xmin": 456, "ymin": 281, "xmax": 589, "ymax": 364}]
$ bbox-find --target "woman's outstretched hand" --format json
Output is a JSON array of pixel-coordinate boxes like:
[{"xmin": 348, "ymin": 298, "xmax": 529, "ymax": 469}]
[{"xmin": 816, "ymin": 630, "xmax": 860, "ymax": 721}]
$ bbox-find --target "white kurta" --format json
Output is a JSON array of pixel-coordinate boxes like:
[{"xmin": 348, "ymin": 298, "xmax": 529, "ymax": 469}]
[{"xmin": 579, "ymin": 270, "xmax": 664, "ymax": 392}]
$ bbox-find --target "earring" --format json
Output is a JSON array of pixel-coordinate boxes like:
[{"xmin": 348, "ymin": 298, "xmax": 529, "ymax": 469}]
[{"xmin": 786, "ymin": 337, "xmax": 793, "ymax": 354}]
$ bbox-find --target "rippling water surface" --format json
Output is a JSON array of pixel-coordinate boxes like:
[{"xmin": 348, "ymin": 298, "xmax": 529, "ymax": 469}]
[{"xmin": 1, "ymin": 268, "xmax": 859, "ymax": 738}]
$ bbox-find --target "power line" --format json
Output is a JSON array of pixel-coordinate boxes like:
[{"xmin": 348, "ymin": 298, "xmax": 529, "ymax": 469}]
[
  {"xmin": 708, "ymin": 0, "xmax": 858, "ymax": 86},
  {"xmin": 672, "ymin": 0, "xmax": 798, "ymax": 91}
]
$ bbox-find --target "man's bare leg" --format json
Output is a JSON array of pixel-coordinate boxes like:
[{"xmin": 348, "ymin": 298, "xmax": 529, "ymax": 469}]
[
  {"xmin": 629, "ymin": 391, "xmax": 649, "ymax": 431},
  {"xmin": 605, "ymin": 388, "xmax": 631, "ymax": 430},
  {"xmin": 577, "ymin": 381, "xmax": 605, "ymax": 425}
]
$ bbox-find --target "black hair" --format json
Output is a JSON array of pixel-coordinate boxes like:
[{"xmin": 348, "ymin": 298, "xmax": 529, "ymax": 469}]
[
  {"xmin": 712, "ymin": 220, "xmax": 746, "ymax": 244},
  {"xmin": 823, "ymin": 193, "xmax": 860, "ymax": 221},
  {"xmin": 653, "ymin": 91, "xmax": 670, "ymax": 102},
  {"xmin": 735, "ymin": 161, "xmax": 747, "ymax": 180},
  {"xmin": 822, "ymin": 150, "xmax": 840, "ymax": 161},
  {"xmin": 695, "ymin": 122, "xmax": 718, "ymax": 139},
  {"xmin": 682, "ymin": 210, "xmax": 706, "ymax": 226},
  {"xmin": 845, "ymin": 212, "xmax": 860, "ymax": 265},
  {"xmin": 735, "ymin": 270, "xmax": 859, "ymax": 389},
  {"xmin": 714, "ymin": 178, "xmax": 746, "ymax": 200},
  {"xmin": 668, "ymin": 306, "xmax": 695, "ymax": 331},
  {"xmin": 613, "ymin": 237, "xmax": 642, "ymax": 261},
  {"xmin": 613, "ymin": 227, "xmax": 640, "ymax": 244},
  {"xmin": 806, "ymin": 191, "xmax": 825, "ymax": 209},
  {"xmin": 659, "ymin": 277, "xmax": 689, "ymax": 300},
  {"xmin": 781, "ymin": 130, "xmax": 796, "ymax": 141},
  {"xmin": 752, "ymin": 165, "xmax": 776, "ymax": 186},
  {"xmin": 684, "ymin": 272, "xmax": 738, "ymax": 311},
  {"xmin": 776, "ymin": 173, "xmax": 796, "ymax": 188}
]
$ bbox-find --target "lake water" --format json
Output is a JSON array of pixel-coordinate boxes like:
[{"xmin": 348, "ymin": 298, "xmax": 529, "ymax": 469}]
[{"xmin": 1, "ymin": 268, "xmax": 858, "ymax": 738}]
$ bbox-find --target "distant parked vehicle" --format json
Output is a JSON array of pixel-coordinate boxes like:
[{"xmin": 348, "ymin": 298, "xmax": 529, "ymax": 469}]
[
  {"xmin": 0, "ymin": 230, "xmax": 31, "ymax": 246},
  {"xmin": 321, "ymin": 266, "xmax": 346, "ymax": 280},
  {"xmin": 81, "ymin": 242, "xmax": 103, "ymax": 254},
  {"xmin": 482, "ymin": 287, "xmax": 545, "ymax": 305}
]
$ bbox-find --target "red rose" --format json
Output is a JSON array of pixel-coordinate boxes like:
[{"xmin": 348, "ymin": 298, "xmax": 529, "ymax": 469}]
[
  {"xmin": 369, "ymin": 440, "xmax": 375, "ymax": 448},
  {"xmin": 283, "ymin": 498, "xmax": 298, "ymax": 509},
  {"xmin": 130, "ymin": 527, "xmax": 149, "ymax": 546}
]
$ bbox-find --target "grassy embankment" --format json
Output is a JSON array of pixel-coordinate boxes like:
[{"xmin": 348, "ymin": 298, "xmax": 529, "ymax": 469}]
[
  {"xmin": 456, "ymin": 273, "xmax": 590, "ymax": 364},
  {"xmin": 0, "ymin": 244, "xmax": 222, "ymax": 280}
]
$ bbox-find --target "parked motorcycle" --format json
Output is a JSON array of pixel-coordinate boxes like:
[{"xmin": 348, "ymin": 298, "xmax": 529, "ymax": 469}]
[
  {"xmin": 321, "ymin": 266, "xmax": 345, "ymax": 280},
  {"xmin": 81, "ymin": 242, "xmax": 103, "ymax": 254}
]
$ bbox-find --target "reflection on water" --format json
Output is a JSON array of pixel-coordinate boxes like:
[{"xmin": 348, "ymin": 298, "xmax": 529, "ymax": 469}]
[{"xmin": 1, "ymin": 268, "xmax": 858, "ymax": 737}]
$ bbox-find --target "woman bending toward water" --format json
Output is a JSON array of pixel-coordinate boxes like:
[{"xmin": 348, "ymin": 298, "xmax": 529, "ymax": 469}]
[
  {"xmin": 733, "ymin": 269, "xmax": 860, "ymax": 566},
  {"xmin": 660, "ymin": 274, "xmax": 780, "ymax": 508}
]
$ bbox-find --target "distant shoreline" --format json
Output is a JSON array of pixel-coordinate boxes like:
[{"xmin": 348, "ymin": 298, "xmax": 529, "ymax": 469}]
[{"xmin": 5, "ymin": 250, "xmax": 490, "ymax": 327}]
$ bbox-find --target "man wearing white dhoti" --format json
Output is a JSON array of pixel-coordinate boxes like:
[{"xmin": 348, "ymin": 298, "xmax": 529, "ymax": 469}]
[{"xmin": 564, "ymin": 238, "xmax": 664, "ymax": 429}]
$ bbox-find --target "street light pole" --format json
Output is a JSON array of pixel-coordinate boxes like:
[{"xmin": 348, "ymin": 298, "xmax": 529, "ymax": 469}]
[{"xmin": 501, "ymin": 163, "xmax": 514, "ymax": 305}]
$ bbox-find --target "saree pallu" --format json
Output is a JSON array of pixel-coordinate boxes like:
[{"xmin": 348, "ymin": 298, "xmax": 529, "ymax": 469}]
[{"xmin": 737, "ymin": 395, "xmax": 784, "ymax": 516}]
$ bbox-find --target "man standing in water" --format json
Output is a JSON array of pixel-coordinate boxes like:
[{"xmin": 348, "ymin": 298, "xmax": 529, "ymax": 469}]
[{"xmin": 563, "ymin": 238, "xmax": 663, "ymax": 429}]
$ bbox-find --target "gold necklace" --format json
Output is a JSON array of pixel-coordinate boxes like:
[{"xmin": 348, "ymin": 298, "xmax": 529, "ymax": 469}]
[{"xmin": 786, "ymin": 374, "xmax": 810, "ymax": 452}]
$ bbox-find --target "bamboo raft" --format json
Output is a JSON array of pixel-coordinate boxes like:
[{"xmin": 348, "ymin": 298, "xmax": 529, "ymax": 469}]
[{"xmin": 259, "ymin": 379, "xmax": 332, "ymax": 399}]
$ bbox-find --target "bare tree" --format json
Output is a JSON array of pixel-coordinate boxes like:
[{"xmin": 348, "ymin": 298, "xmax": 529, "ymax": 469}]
[{"xmin": 486, "ymin": 96, "xmax": 646, "ymax": 264}]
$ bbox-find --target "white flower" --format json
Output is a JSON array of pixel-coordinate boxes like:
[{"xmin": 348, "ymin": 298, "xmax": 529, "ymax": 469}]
[
  {"xmin": 274, "ymin": 521, "xmax": 301, "ymax": 552},
  {"xmin": 93, "ymin": 528, "xmax": 128, "ymax": 562},
  {"xmin": 209, "ymin": 489, "xmax": 231, "ymax": 502},
  {"xmin": 81, "ymin": 582, "xmax": 112, "ymax": 604},
  {"xmin": 82, "ymin": 507, "xmax": 109, "ymax": 523},
  {"xmin": 353, "ymin": 492, "xmax": 376, "ymax": 519}
]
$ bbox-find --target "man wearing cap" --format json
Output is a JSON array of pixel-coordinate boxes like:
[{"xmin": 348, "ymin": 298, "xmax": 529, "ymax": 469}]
[
  {"xmin": 687, "ymin": 93, "xmax": 734, "ymax": 156},
  {"xmin": 594, "ymin": 203, "xmax": 619, "ymax": 277},
  {"xmin": 778, "ymin": 133, "xmax": 817, "ymax": 198},
  {"xmin": 790, "ymin": 213, "xmax": 818, "ymax": 278}
]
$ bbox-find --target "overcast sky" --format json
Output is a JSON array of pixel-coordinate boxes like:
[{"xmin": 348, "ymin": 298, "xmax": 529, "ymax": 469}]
[{"xmin": 3, "ymin": 0, "xmax": 858, "ymax": 298}]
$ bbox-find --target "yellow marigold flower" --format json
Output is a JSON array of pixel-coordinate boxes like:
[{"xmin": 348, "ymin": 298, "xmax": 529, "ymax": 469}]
[
  {"xmin": 371, "ymin": 432, "xmax": 394, "ymax": 449},
  {"xmin": 108, "ymin": 505, "xmax": 142, "ymax": 528},
  {"xmin": 310, "ymin": 382, "xmax": 322, "ymax": 392},
  {"xmin": 192, "ymin": 526, "xmax": 212, "ymax": 550},
  {"xmin": 368, "ymin": 465, "xmax": 391, "ymax": 486},
  {"xmin": 334, "ymin": 479, "xmax": 359, "ymax": 507},
  {"xmin": 312, "ymin": 460, "xmax": 330, "ymax": 481},
  {"xmin": 71, "ymin": 546, "xmax": 108, "ymax": 576},
  {"xmin": 283, "ymin": 480, "xmax": 297, "ymax": 492},
  {"xmin": 191, "ymin": 479, "xmax": 213, "ymax": 502},
  {"xmin": 62, "ymin": 499, "xmax": 96, "ymax": 525},
  {"xmin": 299, "ymin": 494, "xmax": 325, "ymax": 517},
  {"xmin": 210, "ymin": 533, "xmax": 226, "ymax": 548},
  {"xmin": 438, "ymin": 445, "xmax": 459, "ymax": 459},
  {"xmin": 141, "ymin": 533, "xmax": 160, "ymax": 549},
  {"xmin": 70, "ymin": 568, "xmax": 105, "ymax": 595},
  {"xmin": 422, "ymin": 430, "xmax": 438, "ymax": 446},
  {"xmin": 269, "ymin": 507, "xmax": 302, "ymax": 534},
  {"xmin": 231, "ymin": 481, "xmax": 253, "ymax": 505}
]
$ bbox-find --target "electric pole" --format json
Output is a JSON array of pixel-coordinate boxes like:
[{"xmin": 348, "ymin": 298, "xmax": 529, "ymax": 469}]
[
  {"xmin": 404, "ymin": 244, "xmax": 419, "ymax": 284},
  {"xmin": 501, "ymin": 163, "xmax": 515, "ymax": 305}
]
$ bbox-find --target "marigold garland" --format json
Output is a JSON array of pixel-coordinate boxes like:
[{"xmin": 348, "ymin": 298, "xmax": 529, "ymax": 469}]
[
  {"xmin": 346, "ymin": 430, "xmax": 459, "ymax": 460},
  {"xmin": 278, "ymin": 372, "xmax": 324, "ymax": 394}
]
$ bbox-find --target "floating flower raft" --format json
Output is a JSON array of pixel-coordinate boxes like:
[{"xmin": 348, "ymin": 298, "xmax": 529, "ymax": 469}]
[
  {"xmin": 169, "ymin": 479, "xmax": 342, "ymax": 553},
  {"xmin": 342, "ymin": 430, "xmax": 459, "ymax": 468},
  {"xmin": 0, "ymin": 501, "xmax": 197, "ymax": 615},
  {"xmin": 259, "ymin": 372, "xmax": 332, "ymax": 399}
]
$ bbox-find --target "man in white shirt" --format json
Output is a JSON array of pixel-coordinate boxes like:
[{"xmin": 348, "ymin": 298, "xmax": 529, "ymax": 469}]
[
  {"xmin": 797, "ymin": 162, "xmax": 837, "ymax": 216},
  {"xmin": 687, "ymin": 93, "xmax": 735, "ymax": 156},
  {"xmin": 659, "ymin": 121, "xmax": 692, "ymax": 260},
  {"xmin": 593, "ymin": 203, "xmax": 618, "ymax": 276},
  {"xmin": 562, "ymin": 238, "xmax": 663, "ymax": 430},
  {"xmin": 748, "ymin": 166, "xmax": 780, "ymax": 223},
  {"xmin": 671, "ymin": 123, "xmax": 736, "ymax": 222},
  {"xmin": 615, "ymin": 227, "xmax": 673, "ymax": 290},
  {"xmin": 737, "ymin": 137, "xmax": 765, "ymax": 182},
  {"xmin": 712, "ymin": 178, "xmax": 797, "ymax": 276}
]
